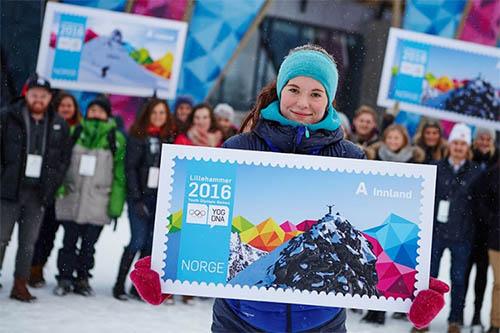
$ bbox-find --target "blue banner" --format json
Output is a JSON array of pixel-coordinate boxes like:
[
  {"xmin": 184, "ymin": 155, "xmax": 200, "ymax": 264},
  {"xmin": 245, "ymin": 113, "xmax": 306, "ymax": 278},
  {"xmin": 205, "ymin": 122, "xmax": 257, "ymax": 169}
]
[
  {"xmin": 52, "ymin": 14, "xmax": 86, "ymax": 81},
  {"xmin": 392, "ymin": 40, "xmax": 430, "ymax": 104},
  {"xmin": 176, "ymin": 160, "xmax": 237, "ymax": 284}
]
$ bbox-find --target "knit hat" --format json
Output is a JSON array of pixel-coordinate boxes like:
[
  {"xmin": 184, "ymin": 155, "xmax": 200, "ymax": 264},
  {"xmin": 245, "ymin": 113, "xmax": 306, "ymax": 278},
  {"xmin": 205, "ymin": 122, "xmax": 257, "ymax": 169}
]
[
  {"xmin": 277, "ymin": 49, "xmax": 338, "ymax": 103},
  {"xmin": 214, "ymin": 103, "xmax": 235, "ymax": 122},
  {"xmin": 261, "ymin": 48, "xmax": 341, "ymax": 133},
  {"xmin": 448, "ymin": 123, "xmax": 471, "ymax": 145},
  {"xmin": 474, "ymin": 127, "xmax": 496, "ymax": 141},
  {"xmin": 87, "ymin": 95, "xmax": 112, "ymax": 117},
  {"xmin": 174, "ymin": 96, "xmax": 194, "ymax": 112}
]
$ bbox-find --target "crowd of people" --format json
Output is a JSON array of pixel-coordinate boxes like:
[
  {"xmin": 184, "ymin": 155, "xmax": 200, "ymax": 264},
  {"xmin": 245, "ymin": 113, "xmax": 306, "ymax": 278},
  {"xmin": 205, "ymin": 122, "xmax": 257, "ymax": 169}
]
[{"xmin": 0, "ymin": 45, "xmax": 499, "ymax": 333}]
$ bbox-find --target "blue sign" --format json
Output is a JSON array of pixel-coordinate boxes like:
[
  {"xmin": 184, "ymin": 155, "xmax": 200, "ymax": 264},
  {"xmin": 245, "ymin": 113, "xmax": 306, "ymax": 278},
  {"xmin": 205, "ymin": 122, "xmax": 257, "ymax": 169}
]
[
  {"xmin": 52, "ymin": 14, "xmax": 86, "ymax": 81},
  {"xmin": 176, "ymin": 160, "xmax": 236, "ymax": 284},
  {"xmin": 392, "ymin": 40, "xmax": 429, "ymax": 104}
]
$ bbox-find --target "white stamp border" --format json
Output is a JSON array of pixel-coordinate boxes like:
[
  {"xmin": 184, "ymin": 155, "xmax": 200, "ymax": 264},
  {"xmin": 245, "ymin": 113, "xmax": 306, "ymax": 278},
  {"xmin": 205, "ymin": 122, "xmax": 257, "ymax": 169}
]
[
  {"xmin": 37, "ymin": 2, "xmax": 188, "ymax": 99},
  {"xmin": 152, "ymin": 144, "xmax": 437, "ymax": 312},
  {"xmin": 377, "ymin": 27, "xmax": 500, "ymax": 131}
]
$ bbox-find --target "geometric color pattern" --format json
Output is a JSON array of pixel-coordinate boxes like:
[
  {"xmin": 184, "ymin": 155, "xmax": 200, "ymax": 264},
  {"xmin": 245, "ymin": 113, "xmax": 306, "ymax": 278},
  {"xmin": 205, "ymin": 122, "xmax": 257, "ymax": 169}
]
[
  {"xmin": 363, "ymin": 232, "xmax": 417, "ymax": 299},
  {"xmin": 176, "ymin": 0, "xmax": 266, "ymax": 102},
  {"xmin": 296, "ymin": 219, "xmax": 319, "ymax": 232},
  {"xmin": 240, "ymin": 218, "xmax": 286, "ymax": 252},
  {"xmin": 132, "ymin": 0, "xmax": 188, "ymax": 21},
  {"xmin": 403, "ymin": 0, "xmax": 467, "ymax": 38},
  {"xmin": 364, "ymin": 213, "xmax": 420, "ymax": 269},
  {"xmin": 459, "ymin": 0, "xmax": 500, "ymax": 46},
  {"xmin": 280, "ymin": 221, "xmax": 303, "ymax": 242},
  {"xmin": 167, "ymin": 210, "xmax": 183, "ymax": 233},
  {"xmin": 232, "ymin": 215, "xmax": 254, "ymax": 233}
]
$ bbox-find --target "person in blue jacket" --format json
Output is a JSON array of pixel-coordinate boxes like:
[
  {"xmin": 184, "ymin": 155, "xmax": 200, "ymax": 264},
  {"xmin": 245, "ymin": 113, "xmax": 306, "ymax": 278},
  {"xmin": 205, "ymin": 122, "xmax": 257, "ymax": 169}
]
[
  {"xmin": 129, "ymin": 44, "xmax": 450, "ymax": 333},
  {"xmin": 210, "ymin": 44, "xmax": 363, "ymax": 332}
]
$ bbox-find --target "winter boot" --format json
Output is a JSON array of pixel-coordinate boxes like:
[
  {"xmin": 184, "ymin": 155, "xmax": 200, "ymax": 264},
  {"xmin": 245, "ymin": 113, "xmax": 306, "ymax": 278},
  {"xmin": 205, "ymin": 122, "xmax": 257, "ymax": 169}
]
[
  {"xmin": 10, "ymin": 277, "xmax": 36, "ymax": 302},
  {"xmin": 410, "ymin": 327, "xmax": 429, "ymax": 333},
  {"xmin": 447, "ymin": 323, "xmax": 462, "ymax": 333},
  {"xmin": 73, "ymin": 278, "xmax": 94, "ymax": 296},
  {"xmin": 113, "ymin": 250, "xmax": 135, "ymax": 301},
  {"xmin": 182, "ymin": 295, "xmax": 195, "ymax": 305},
  {"xmin": 28, "ymin": 265, "xmax": 46, "ymax": 288},
  {"xmin": 392, "ymin": 312, "xmax": 408, "ymax": 320},
  {"xmin": 53, "ymin": 279, "xmax": 73, "ymax": 296},
  {"xmin": 362, "ymin": 310, "xmax": 385, "ymax": 325},
  {"xmin": 129, "ymin": 284, "xmax": 143, "ymax": 301}
]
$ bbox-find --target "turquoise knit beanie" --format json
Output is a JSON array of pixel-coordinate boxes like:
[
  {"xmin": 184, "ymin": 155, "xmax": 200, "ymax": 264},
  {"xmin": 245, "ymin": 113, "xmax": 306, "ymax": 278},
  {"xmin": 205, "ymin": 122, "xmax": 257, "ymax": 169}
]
[
  {"xmin": 277, "ymin": 50, "xmax": 338, "ymax": 103},
  {"xmin": 261, "ymin": 49, "xmax": 341, "ymax": 132}
]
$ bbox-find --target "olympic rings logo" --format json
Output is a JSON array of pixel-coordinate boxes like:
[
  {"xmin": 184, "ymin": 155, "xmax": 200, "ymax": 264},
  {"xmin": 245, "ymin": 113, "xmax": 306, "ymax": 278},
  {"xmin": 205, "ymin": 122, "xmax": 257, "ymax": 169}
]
[{"xmin": 189, "ymin": 209, "xmax": 206, "ymax": 217}]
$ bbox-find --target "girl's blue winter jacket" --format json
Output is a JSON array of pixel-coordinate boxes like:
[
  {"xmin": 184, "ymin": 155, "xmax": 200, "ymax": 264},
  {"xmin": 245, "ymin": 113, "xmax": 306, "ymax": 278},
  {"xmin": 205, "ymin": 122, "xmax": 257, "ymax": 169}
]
[{"xmin": 216, "ymin": 118, "xmax": 365, "ymax": 333}]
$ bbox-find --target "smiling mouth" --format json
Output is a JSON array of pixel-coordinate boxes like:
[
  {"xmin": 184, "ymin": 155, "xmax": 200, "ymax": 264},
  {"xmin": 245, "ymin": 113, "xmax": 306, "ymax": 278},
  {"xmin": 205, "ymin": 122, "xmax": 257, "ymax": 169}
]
[{"xmin": 290, "ymin": 110, "xmax": 312, "ymax": 117}]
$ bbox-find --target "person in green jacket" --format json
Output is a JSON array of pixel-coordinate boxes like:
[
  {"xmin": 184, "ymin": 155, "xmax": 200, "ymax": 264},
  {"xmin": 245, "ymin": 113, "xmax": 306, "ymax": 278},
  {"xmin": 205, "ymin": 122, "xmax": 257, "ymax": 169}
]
[{"xmin": 53, "ymin": 95, "xmax": 126, "ymax": 296}]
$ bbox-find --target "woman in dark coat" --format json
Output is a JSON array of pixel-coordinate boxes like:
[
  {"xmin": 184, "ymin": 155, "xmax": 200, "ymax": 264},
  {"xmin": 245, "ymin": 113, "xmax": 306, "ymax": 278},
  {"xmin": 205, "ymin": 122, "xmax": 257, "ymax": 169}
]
[{"xmin": 112, "ymin": 98, "xmax": 176, "ymax": 300}]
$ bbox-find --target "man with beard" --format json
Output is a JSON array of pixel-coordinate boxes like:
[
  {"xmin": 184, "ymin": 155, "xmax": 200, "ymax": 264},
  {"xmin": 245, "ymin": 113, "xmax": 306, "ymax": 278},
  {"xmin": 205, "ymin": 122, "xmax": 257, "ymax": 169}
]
[{"xmin": 0, "ymin": 74, "xmax": 71, "ymax": 302}]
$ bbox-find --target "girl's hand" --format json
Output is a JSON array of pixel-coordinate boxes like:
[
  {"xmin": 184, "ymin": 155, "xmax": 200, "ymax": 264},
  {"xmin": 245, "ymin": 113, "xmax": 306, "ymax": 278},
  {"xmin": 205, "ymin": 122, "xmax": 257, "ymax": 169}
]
[
  {"xmin": 408, "ymin": 277, "xmax": 449, "ymax": 329},
  {"xmin": 130, "ymin": 256, "xmax": 172, "ymax": 305}
]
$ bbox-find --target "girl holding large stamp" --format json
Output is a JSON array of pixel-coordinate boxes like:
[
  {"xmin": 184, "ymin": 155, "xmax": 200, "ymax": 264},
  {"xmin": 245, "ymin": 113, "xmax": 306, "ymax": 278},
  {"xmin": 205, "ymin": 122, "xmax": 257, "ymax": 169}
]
[{"xmin": 130, "ymin": 45, "xmax": 449, "ymax": 332}]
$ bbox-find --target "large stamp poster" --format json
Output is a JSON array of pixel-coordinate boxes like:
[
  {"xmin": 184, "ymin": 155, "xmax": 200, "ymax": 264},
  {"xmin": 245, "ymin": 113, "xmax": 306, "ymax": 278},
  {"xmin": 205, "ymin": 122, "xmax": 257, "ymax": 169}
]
[
  {"xmin": 36, "ymin": 2, "xmax": 187, "ymax": 99},
  {"xmin": 152, "ymin": 145, "xmax": 437, "ymax": 312},
  {"xmin": 378, "ymin": 28, "xmax": 500, "ymax": 131}
]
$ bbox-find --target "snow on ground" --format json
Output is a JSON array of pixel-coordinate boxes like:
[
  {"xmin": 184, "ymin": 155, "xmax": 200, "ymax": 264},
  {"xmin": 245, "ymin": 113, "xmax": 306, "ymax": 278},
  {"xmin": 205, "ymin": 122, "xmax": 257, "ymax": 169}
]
[{"xmin": 0, "ymin": 211, "xmax": 494, "ymax": 333}]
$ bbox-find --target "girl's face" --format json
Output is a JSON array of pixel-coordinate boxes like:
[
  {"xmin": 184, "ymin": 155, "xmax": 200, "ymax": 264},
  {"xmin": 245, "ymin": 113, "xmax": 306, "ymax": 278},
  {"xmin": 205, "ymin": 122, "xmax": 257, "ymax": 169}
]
[
  {"xmin": 423, "ymin": 127, "xmax": 440, "ymax": 147},
  {"xmin": 57, "ymin": 96, "xmax": 76, "ymax": 121},
  {"xmin": 353, "ymin": 113, "xmax": 376, "ymax": 137},
  {"xmin": 87, "ymin": 105, "xmax": 108, "ymax": 121},
  {"xmin": 150, "ymin": 103, "xmax": 168, "ymax": 128},
  {"xmin": 385, "ymin": 129, "xmax": 405, "ymax": 152},
  {"xmin": 176, "ymin": 103, "xmax": 192, "ymax": 123},
  {"xmin": 476, "ymin": 133, "xmax": 492, "ymax": 154},
  {"xmin": 193, "ymin": 108, "xmax": 211, "ymax": 132},
  {"xmin": 280, "ymin": 76, "xmax": 328, "ymax": 125}
]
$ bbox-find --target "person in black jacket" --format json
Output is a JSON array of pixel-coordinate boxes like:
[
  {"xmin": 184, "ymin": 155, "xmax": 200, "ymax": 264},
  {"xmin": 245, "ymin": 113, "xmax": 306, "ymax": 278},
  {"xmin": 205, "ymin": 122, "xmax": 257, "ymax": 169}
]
[
  {"xmin": 0, "ymin": 74, "xmax": 71, "ymax": 302},
  {"xmin": 29, "ymin": 91, "xmax": 83, "ymax": 288},
  {"xmin": 463, "ymin": 127, "xmax": 499, "ymax": 331},
  {"xmin": 471, "ymin": 158, "xmax": 500, "ymax": 333},
  {"xmin": 430, "ymin": 123, "xmax": 481, "ymax": 333},
  {"xmin": 112, "ymin": 98, "xmax": 176, "ymax": 300}
]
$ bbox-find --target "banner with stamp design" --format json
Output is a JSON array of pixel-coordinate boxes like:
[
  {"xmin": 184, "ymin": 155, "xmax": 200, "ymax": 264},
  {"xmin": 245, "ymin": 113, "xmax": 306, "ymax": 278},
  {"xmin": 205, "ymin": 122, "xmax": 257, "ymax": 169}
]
[
  {"xmin": 152, "ymin": 145, "xmax": 437, "ymax": 311},
  {"xmin": 378, "ymin": 28, "xmax": 500, "ymax": 131},
  {"xmin": 36, "ymin": 2, "xmax": 187, "ymax": 99}
]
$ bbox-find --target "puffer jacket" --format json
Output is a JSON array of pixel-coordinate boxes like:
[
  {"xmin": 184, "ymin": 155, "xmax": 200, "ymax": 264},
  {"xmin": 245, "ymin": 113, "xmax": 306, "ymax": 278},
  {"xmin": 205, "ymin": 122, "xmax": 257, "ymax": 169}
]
[
  {"xmin": 0, "ymin": 99, "xmax": 71, "ymax": 205},
  {"xmin": 433, "ymin": 158, "xmax": 481, "ymax": 243},
  {"xmin": 126, "ymin": 134, "xmax": 174, "ymax": 201},
  {"xmin": 56, "ymin": 118, "xmax": 126, "ymax": 224},
  {"xmin": 219, "ymin": 118, "xmax": 364, "ymax": 333}
]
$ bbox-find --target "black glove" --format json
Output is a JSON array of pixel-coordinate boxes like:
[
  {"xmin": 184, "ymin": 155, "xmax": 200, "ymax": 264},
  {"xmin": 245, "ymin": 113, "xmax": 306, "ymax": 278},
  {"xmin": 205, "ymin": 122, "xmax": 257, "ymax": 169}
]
[{"xmin": 111, "ymin": 218, "xmax": 118, "ymax": 231}]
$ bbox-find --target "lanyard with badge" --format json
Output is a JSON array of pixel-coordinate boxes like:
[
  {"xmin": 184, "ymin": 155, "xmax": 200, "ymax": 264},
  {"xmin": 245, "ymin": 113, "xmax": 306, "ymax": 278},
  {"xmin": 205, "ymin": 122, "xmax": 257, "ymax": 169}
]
[
  {"xmin": 147, "ymin": 137, "xmax": 161, "ymax": 188},
  {"xmin": 24, "ymin": 111, "xmax": 48, "ymax": 178},
  {"xmin": 79, "ymin": 154, "xmax": 97, "ymax": 176}
]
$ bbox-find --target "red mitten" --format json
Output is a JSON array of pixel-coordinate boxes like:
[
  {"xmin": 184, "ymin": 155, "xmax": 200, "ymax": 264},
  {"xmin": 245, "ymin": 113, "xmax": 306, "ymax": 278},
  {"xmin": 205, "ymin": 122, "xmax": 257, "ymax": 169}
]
[
  {"xmin": 408, "ymin": 277, "xmax": 450, "ymax": 329},
  {"xmin": 130, "ymin": 256, "xmax": 171, "ymax": 305}
]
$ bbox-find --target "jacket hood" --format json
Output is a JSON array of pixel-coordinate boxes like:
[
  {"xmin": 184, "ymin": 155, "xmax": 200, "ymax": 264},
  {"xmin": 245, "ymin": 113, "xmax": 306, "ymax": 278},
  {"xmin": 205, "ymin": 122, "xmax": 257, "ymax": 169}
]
[
  {"xmin": 253, "ymin": 119, "xmax": 344, "ymax": 154},
  {"xmin": 79, "ymin": 118, "xmax": 117, "ymax": 149}
]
